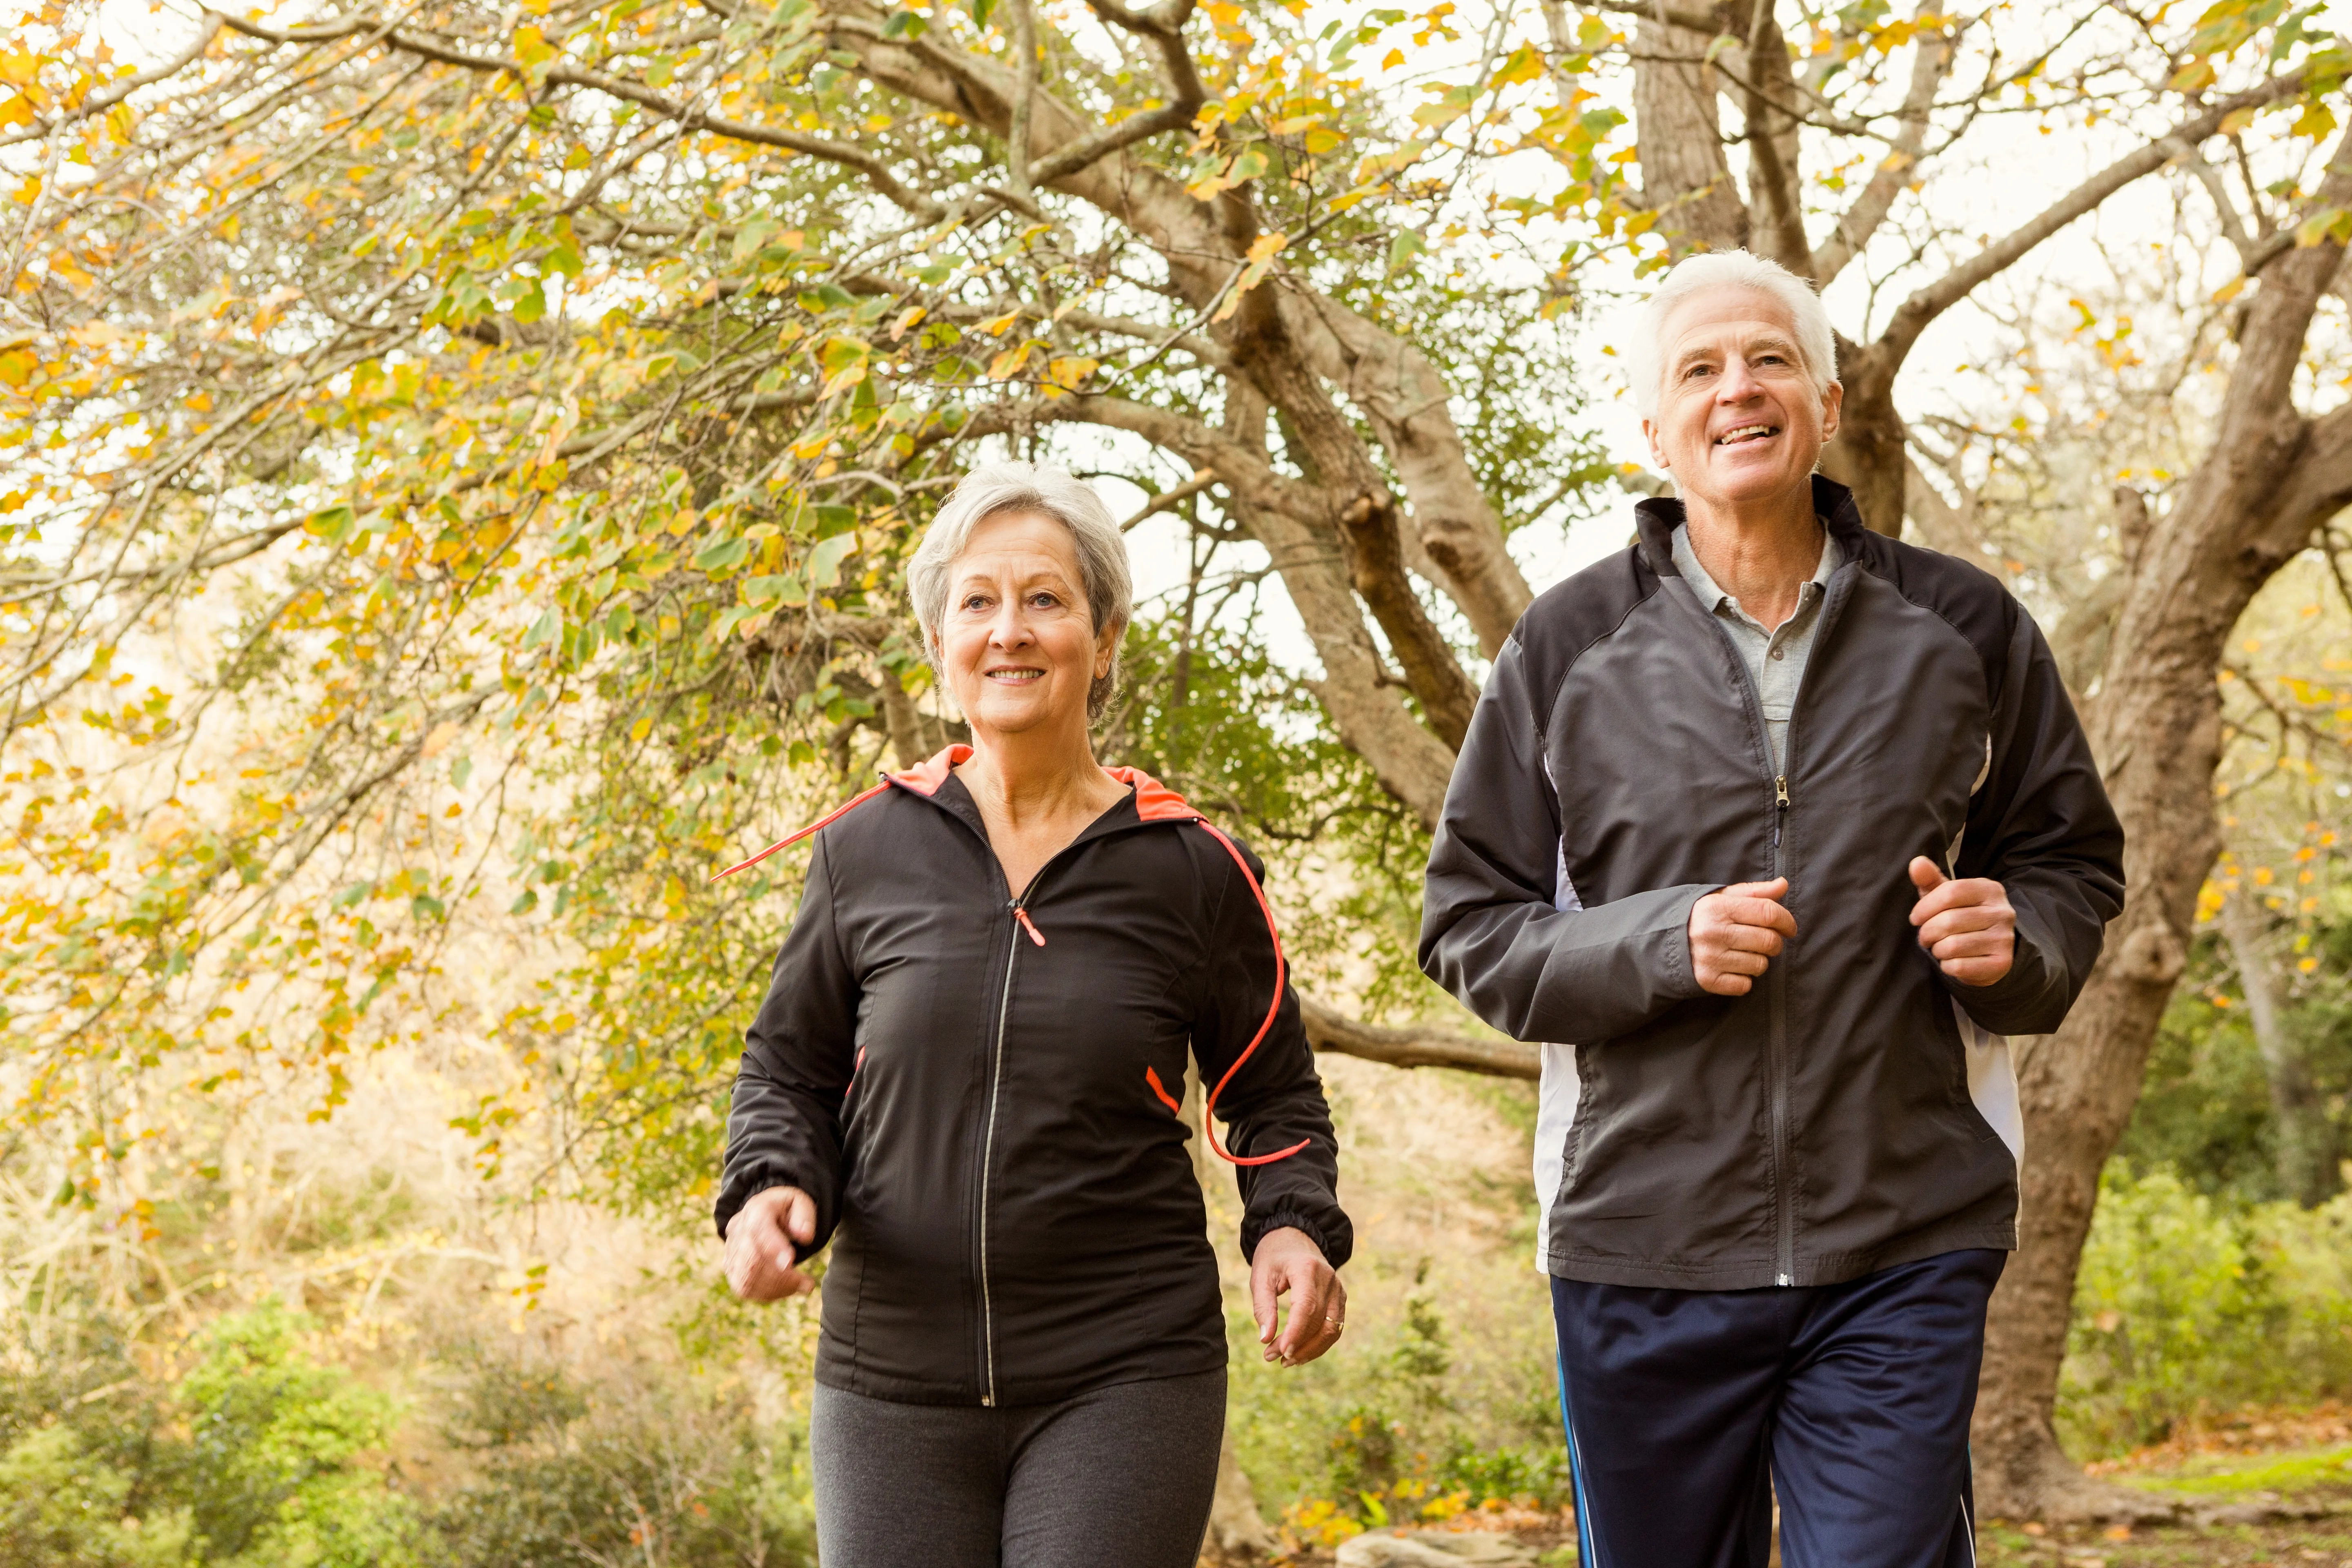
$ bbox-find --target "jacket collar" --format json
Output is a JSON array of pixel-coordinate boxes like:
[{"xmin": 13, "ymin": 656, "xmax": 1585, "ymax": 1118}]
[
  {"xmin": 884, "ymin": 744, "xmax": 1204, "ymax": 840},
  {"xmin": 1633, "ymin": 474, "xmax": 1871, "ymax": 579}
]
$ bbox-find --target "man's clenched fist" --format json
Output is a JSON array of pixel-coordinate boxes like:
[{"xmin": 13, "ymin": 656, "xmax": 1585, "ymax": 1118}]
[
  {"xmin": 724, "ymin": 1185, "xmax": 818, "ymax": 1302},
  {"xmin": 1907, "ymin": 858, "xmax": 2016, "ymax": 986},
  {"xmin": 1689, "ymin": 877, "xmax": 1797, "ymax": 996}
]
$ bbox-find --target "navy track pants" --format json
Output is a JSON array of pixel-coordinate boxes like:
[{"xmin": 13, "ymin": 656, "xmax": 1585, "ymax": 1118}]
[{"xmin": 1551, "ymin": 1248, "xmax": 2004, "ymax": 1568}]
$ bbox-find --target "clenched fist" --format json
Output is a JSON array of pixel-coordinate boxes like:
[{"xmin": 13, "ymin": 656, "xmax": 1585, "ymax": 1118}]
[
  {"xmin": 724, "ymin": 1185, "xmax": 818, "ymax": 1303},
  {"xmin": 1688, "ymin": 877, "xmax": 1797, "ymax": 997},
  {"xmin": 1907, "ymin": 858, "xmax": 2016, "ymax": 986}
]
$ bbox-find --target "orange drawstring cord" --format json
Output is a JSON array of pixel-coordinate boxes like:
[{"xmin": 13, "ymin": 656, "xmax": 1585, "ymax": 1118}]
[
  {"xmin": 712, "ymin": 772, "xmax": 1307, "ymax": 1168},
  {"xmin": 709, "ymin": 780, "xmax": 893, "ymax": 882},
  {"xmin": 1184, "ymin": 820, "xmax": 1311, "ymax": 1168}
]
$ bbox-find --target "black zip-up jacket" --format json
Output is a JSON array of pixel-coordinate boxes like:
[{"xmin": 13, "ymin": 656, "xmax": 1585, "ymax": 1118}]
[
  {"xmin": 715, "ymin": 747, "xmax": 1351, "ymax": 1406},
  {"xmin": 1420, "ymin": 477, "xmax": 2124, "ymax": 1291}
]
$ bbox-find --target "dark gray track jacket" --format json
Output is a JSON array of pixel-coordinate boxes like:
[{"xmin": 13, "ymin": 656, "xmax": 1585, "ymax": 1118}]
[{"xmin": 1420, "ymin": 477, "xmax": 2125, "ymax": 1291}]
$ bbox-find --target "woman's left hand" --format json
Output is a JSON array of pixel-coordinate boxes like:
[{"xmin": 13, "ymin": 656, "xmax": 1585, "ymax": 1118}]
[{"xmin": 1252, "ymin": 1226, "xmax": 1345, "ymax": 1368}]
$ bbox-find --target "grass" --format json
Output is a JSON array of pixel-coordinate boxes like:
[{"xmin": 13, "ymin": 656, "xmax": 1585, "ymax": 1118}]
[
  {"xmin": 2118, "ymin": 1443, "xmax": 2352, "ymax": 1499},
  {"xmin": 1976, "ymin": 1522, "xmax": 2352, "ymax": 1566}
]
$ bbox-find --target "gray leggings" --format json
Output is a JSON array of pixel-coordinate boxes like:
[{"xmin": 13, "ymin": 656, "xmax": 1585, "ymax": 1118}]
[{"xmin": 809, "ymin": 1369, "xmax": 1227, "ymax": 1568}]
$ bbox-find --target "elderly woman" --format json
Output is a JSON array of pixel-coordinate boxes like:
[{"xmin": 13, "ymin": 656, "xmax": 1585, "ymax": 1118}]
[
  {"xmin": 1421, "ymin": 252, "xmax": 2123, "ymax": 1567},
  {"xmin": 713, "ymin": 461, "xmax": 1351, "ymax": 1568}
]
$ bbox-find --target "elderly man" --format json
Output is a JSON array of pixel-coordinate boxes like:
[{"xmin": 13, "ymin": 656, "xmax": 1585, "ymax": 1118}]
[{"xmin": 1420, "ymin": 252, "xmax": 2124, "ymax": 1567}]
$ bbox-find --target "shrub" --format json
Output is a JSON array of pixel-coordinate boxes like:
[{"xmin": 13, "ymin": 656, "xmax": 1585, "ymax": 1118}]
[
  {"xmin": 0, "ymin": 1423, "xmax": 196, "ymax": 1568},
  {"xmin": 171, "ymin": 1303, "xmax": 419, "ymax": 1568},
  {"xmin": 2060, "ymin": 1167, "xmax": 2352, "ymax": 1457},
  {"xmin": 424, "ymin": 1346, "xmax": 815, "ymax": 1568}
]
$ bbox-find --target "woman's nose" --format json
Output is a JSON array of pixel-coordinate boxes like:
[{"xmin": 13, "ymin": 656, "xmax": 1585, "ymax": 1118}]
[{"xmin": 988, "ymin": 601, "xmax": 1032, "ymax": 646}]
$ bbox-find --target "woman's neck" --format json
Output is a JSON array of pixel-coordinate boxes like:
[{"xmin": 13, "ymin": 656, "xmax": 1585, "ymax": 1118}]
[{"xmin": 956, "ymin": 722, "xmax": 1124, "ymax": 830}]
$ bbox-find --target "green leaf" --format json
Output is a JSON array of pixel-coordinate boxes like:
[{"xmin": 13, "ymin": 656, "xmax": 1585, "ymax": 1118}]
[
  {"xmin": 812, "ymin": 503, "xmax": 858, "ymax": 537},
  {"xmin": 808, "ymin": 533, "xmax": 857, "ymax": 590},
  {"xmin": 524, "ymin": 609, "xmax": 561, "ymax": 648},
  {"xmin": 451, "ymin": 755, "xmax": 473, "ymax": 789},
  {"xmin": 694, "ymin": 536, "xmax": 753, "ymax": 572},
  {"xmin": 411, "ymin": 894, "xmax": 447, "ymax": 921},
  {"xmin": 333, "ymin": 882, "xmax": 373, "ymax": 907},
  {"xmin": 508, "ymin": 888, "xmax": 539, "ymax": 915},
  {"xmin": 305, "ymin": 504, "xmax": 358, "ymax": 543},
  {"xmin": 512, "ymin": 280, "xmax": 546, "ymax": 323},
  {"xmin": 883, "ymin": 8, "xmax": 928, "ymax": 38},
  {"xmin": 743, "ymin": 573, "xmax": 798, "ymax": 606}
]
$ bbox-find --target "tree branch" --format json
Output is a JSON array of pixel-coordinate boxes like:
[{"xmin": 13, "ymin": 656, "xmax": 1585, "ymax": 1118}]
[
  {"xmin": 1300, "ymin": 996, "xmax": 1538, "ymax": 1079},
  {"xmin": 1005, "ymin": 0, "xmax": 1039, "ymax": 196},
  {"xmin": 1332, "ymin": 494, "xmax": 1480, "ymax": 750},
  {"xmin": 1871, "ymin": 73, "xmax": 2308, "ymax": 367},
  {"xmin": 209, "ymin": 10, "xmax": 950, "ymax": 221},
  {"xmin": 1740, "ymin": 0, "xmax": 1810, "ymax": 274},
  {"xmin": 0, "ymin": 15, "xmax": 228, "ymax": 150},
  {"xmin": 1810, "ymin": 7, "xmax": 1956, "ymax": 286}
]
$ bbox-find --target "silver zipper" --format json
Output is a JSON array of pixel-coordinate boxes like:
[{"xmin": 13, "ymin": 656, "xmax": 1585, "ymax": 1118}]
[
  {"xmin": 976, "ymin": 899, "xmax": 1024, "ymax": 1407},
  {"xmin": 1771, "ymin": 773, "xmax": 1795, "ymax": 1288}
]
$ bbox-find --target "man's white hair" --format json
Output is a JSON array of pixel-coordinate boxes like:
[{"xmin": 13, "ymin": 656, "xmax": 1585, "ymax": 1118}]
[
  {"xmin": 1628, "ymin": 250, "xmax": 1838, "ymax": 423},
  {"xmin": 907, "ymin": 461, "xmax": 1134, "ymax": 722}
]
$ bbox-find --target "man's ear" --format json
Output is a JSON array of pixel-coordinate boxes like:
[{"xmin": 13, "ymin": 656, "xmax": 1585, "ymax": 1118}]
[
  {"xmin": 1642, "ymin": 418, "xmax": 1671, "ymax": 470},
  {"xmin": 1817, "ymin": 380, "xmax": 1844, "ymax": 443}
]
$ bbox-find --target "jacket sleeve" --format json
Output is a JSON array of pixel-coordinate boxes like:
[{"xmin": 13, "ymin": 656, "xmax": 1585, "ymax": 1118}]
[
  {"xmin": 1419, "ymin": 636, "xmax": 1713, "ymax": 1043},
  {"xmin": 1194, "ymin": 835, "xmax": 1354, "ymax": 1270},
  {"xmin": 1946, "ymin": 606, "xmax": 2126, "ymax": 1035},
  {"xmin": 713, "ymin": 833, "xmax": 859, "ymax": 1249}
]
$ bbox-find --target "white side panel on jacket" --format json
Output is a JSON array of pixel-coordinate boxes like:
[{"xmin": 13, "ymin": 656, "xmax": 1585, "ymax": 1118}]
[{"xmin": 1535, "ymin": 826, "xmax": 1584, "ymax": 1270}]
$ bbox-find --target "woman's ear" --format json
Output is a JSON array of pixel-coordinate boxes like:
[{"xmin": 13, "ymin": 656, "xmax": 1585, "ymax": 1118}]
[{"xmin": 1096, "ymin": 617, "xmax": 1124, "ymax": 679}]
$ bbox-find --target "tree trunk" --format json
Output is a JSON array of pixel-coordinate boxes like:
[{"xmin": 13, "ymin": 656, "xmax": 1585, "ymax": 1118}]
[
  {"xmin": 1198, "ymin": 1429, "xmax": 1277, "ymax": 1566},
  {"xmin": 1970, "ymin": 149, "xmax": 2352, "ymax": 1518},
  {"xmin": 1629, "ymin": 13, "xmax": 1749, "ymax": 256},
  {"xmin": 2220, "ymin": 895, "xmax": 2344, "ymax": 1207},
  {"xmin": 1818, "ymin": 345, "xmax": 1907, "ymax": 537}
]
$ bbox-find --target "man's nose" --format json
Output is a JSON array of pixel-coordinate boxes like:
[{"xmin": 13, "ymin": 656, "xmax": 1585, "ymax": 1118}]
[{"xmin": 1715, "ymin": 358, "xmax": 1764, "ymax": 402}]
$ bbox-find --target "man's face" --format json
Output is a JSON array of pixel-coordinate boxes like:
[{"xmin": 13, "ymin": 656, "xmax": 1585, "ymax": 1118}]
[{"xmin": 1642, "ymin": 287, "xmax": 1841, "ymax": 514}]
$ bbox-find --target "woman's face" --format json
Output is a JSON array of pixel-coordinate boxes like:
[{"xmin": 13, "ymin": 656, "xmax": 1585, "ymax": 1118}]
[{"xmin": 939, "ymin": 509, "xmax": 1116, "ymax": 742}]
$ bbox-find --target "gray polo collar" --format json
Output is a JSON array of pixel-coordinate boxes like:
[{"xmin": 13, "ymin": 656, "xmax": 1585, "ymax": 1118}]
[{"xmin": 1672, "ymin": 517, "xmax": 1841, "ymax": 622}]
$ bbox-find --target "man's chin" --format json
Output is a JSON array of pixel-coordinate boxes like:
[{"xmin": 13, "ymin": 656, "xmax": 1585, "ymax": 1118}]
[{"xmin": 1691, "ymin": 456, "xmax": 1818, "ymax": 511}]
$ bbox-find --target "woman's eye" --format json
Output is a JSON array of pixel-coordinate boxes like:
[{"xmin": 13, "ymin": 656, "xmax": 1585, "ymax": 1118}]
[
  {"xmin": 961, "ymin": 595, "xmax": 989, "ymax": 611},
  {"xmin": 1029, "ymin": 592, "xmax": 1059, "ymax": 608}
]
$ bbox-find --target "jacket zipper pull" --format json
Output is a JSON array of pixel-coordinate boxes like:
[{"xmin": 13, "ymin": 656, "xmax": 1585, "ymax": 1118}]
[
  {"xmin": 1013, "ymin": 905, "xmax": 1046, "ymax": 947},
  {"xmin": 1773, "ymin": 774, "xmax": 1790, "ymax": 847}
]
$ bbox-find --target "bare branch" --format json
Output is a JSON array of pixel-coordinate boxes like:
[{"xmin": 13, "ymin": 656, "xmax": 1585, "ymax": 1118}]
[
  {"xmin": 1811, "ymin": 9, "xmax": 1957, "ymax": 286},
  {"xmin": 1300, "ymin": 996, "xmax": 1538, "ymax": 1079},
  {"xmin": 1006, "ymin": 0, "xmax": 1039, "ymax": 197},
  {"xmin": 1871, "ymin": 74, "xmax": 2309, "ymax": 366},
  {"xmin": 209, "ymin": 10, "xmax": 949, "ymax": 220}
]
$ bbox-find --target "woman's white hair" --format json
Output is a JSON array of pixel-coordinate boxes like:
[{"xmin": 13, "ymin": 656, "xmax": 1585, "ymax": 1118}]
[
  {"xmin": 1628, "ymin": 250, "xmax": 1838, "ymax": 422},
  {"xmin": 907, "ymin": 461, "xmax": 1134, "ymax": 722}
]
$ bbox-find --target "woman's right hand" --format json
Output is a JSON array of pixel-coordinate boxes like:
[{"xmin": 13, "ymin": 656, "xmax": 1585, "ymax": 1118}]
[{"xmin": 724, "ymin": 1185, "xmax": 818, "ymax": 1302}]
